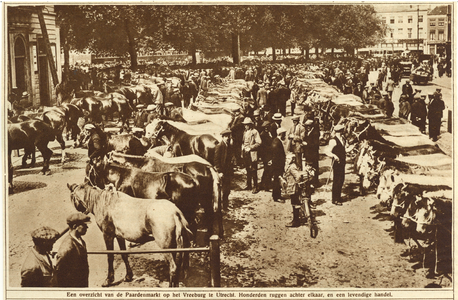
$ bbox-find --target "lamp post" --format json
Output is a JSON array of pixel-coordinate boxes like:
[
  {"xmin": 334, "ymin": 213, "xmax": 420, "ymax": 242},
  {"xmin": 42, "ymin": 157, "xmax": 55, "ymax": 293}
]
[{"xmin": 417, "ymin": 5, "xmax": 420, "ymax": 52}]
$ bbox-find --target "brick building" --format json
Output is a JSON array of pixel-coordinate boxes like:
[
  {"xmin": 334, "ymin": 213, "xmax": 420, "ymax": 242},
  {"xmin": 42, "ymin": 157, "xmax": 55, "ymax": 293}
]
[{"xmin": 427, "ymin": 5, "xmax": 452, "ymax": 56}]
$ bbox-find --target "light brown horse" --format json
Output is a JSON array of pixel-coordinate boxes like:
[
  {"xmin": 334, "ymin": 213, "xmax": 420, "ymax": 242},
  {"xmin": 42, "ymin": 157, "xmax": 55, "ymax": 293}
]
[{"xmin": 67, "ymin": 182, "xmax": 192, "ymax": 287}]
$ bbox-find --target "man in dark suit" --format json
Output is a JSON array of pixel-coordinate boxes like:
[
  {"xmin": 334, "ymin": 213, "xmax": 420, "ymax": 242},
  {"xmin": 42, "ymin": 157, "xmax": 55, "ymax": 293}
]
[
  {"xmin": 214, "ymin": 129, "xmax": 233, "ymax": 209},
  {"xmin": 228, "ymin": 108, "xmax": 244, "ymax": 167},
  {"xmin": 55, "ymin": 213, "xmax": 91, "ymax": 287},
  {"xmin": 401, "ymin": 79, "xmax": 414, "ymax": 103},
  {"xmin": 428, "ymin": 89, "xmax": 445, "ymax": 142},
  {"xmin": 271, "ymin": 127, "xmax": 287, "ymax": 202}
]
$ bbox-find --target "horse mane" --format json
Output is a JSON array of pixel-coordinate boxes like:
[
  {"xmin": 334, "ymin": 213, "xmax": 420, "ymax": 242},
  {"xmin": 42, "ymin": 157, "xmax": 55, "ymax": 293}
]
[{"xmin": 83, "ymin": 183, "xmax": 115, "ymax": 213}]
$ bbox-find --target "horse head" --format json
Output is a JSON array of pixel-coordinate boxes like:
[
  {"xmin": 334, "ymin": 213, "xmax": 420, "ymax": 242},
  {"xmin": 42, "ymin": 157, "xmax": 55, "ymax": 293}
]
[{"xmin": 67, "ymin": 183, "xmax": 88, "ymax": 213}]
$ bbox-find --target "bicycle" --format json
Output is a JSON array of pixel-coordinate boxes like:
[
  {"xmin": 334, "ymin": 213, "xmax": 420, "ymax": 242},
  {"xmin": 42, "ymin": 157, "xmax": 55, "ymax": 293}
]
[{"xmin": 297, "ymin": 181, "xmax": 319, "ymax": 238}]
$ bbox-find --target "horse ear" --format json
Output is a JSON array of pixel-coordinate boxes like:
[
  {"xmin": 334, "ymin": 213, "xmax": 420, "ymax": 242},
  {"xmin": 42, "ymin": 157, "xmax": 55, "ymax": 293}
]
[{"xmin": 67, "ymin": 183, "xmax": 75, "ymax": 191}]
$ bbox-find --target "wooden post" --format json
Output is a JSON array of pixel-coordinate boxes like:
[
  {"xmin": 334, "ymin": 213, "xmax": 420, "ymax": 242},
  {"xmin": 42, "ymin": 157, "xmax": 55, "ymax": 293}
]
[
  {"xmin": 209, "ymin": 235, "xmax": 221, "ymax": 287},
  {"xmin": 447, "ymin": 110, "xmax": 452, "ymax": 133},
  {"xmin": 36, "ymin": 7, "xmax": 59, "ymax": 87}
]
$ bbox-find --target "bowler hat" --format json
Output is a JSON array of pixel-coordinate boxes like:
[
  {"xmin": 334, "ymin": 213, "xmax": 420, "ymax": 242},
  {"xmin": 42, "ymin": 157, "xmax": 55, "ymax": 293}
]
[{"xmin": 67, "ymin": 212, "xmax": 91, "ymax": 227}]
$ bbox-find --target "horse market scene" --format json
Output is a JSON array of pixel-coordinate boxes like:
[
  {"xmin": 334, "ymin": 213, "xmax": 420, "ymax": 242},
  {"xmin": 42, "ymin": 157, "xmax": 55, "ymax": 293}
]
[{"xmin": 4, "ymin": 3, "xmax": 454, "ymax": 293}]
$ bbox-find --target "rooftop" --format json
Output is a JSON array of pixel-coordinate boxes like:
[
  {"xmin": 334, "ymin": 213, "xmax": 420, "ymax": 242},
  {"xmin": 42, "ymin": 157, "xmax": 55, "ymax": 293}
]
[
  {"xmin": 428, "ymin": 5, "xmax": 450, "ymax": 15},
  {"xmin": 373, "ymin": 4, "xmax": 431, "ymax": 13}
]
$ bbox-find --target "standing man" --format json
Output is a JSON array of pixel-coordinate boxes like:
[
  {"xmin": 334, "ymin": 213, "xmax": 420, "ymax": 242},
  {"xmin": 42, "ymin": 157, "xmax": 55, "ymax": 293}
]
[
  {"xmin": 242, "ymin": 117, "xmax": 262, "ymax": 194},
  {"xmin": 270, "ymin": 112, "xmax": 283, "ymax": 138},
  {"xmin": 257, "ymin": 82, "xmax": 268, "ymax": 109},
  {"xmin": 385, "ymin": 76, "xmax": 395, "ymax": 99},
  {"xmin": 259, "ymin": 121, "xmax": 273, "ymax": 191},
  {"xmin": 325, "ymin": 124, "xmax": 346, "ymax": 205},
  {"xmin": 21, "ymin": 227, "xmax": 60, "ymax": 287},
  {"xmin": 398, "ymin": 94, "xmax": 411, "ymax": 119},
  {"xmin": 127, "ymin": 127, "xmax": 147, "ymax": 156},
  {"xmin": 402, "ymin": 79, "xmax": 414, "ymax": 103},
  {"xmin": 271, "ymin": 128, "xmax": 287, "ymax": 203},
  {"xmin": 228, "ymin": 108, "xmax": 244, "ymax": 167},
  {"xmin": 214, "ymin": 129, "xmax": 233, "ymax": 210},
  {"xmin": 84, "ymin": 124, "xmax": 108, "ymax": 161},
  {"xmin": 411, "ymin": 95, "xmax": 427, "ymax": 134},
  {"xmin": 428, "ymin": 91, "xmax": 445, "ymax": 142},
  {"xmin": 287, "ymin": 115, "xmax": 305, "ymax": 170},
  {"xmin": 302, "ymin": 118, "xmax": 320, "ymax": 186},
  {"xmin": 55, "ymin": 213, "xmax": 91, "ymax": 287}
]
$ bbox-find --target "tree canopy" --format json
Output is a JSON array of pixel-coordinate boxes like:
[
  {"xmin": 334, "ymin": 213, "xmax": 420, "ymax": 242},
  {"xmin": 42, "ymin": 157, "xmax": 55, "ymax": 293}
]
[{"xmin": 56, "ymin": 4, "xmax": 385, "ymax": 68}]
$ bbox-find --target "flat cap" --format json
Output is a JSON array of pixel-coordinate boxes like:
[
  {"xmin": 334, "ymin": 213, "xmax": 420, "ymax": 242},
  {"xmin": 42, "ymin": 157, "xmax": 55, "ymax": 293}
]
[
  {"xmin": 132, "ymin": 127, "xmax": 144, "ymax": 133},
  {"xmin": 242, "ymin": 117, "xmax": 254, "ymax": 125},
  {"xmin": 84, "ymin": 124, "xmax": 95, "ymax": 131},
  {"xmin": 31, "ymin": 226, "xmax": 59, "ymax": 241},
  {"xmin": 220, "ymin": 129, "xmax": 232, "ymax": 136},
  {"xmin": 277, "ymin": 127, "xmax": 287, "ymax": 135},
  {"xmin": 436, "ymin": 88, "xmax": 441, "ymax": 91},
  {"xmin": 146, "ymin": 104, "xmax": 157, "ymax": 111},
  {"xmin": 67, "ymin": 212, "xmax": 91, "ymax": 226},
  {"xmin": 136, "ymin": 104, "xmax": 145, "ymax": 109},
  {"xmin": 164, "ymin": 102, "xmax": 174, "ymax": 107},
  {"xmin": 272, "ymin": 113, "xmax": 283, "ymax": 121},
  {"xmin": 333, "ymin": 124, "xmax": 345, "ymax": 132},
  {"xmin": 304, "ymin": 119, "xmax": 314, "ymax": 126},
  {"xmin": 232, "ymin": 107, "xmax": 240, "ymax": 113}
]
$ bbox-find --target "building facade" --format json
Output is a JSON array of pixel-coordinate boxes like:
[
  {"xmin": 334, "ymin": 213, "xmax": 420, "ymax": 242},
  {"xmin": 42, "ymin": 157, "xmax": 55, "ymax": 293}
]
[
  {"xmin": 427, "ymin": 5, "xmax": 452, "ymax": 56},
  {"xmin": 7, "ymin": 5, "xmax": 62, "ymax": 107}
]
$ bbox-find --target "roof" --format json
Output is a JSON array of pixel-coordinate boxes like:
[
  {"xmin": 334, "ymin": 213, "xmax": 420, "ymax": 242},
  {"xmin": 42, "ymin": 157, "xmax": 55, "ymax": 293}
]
[
  {"xmin": 428, "ymin": 5, "xmax": 449, "ymax": 16},
  {"xmin": 374, "ymin": 4, "xmax": 431, "ymax": 14}
]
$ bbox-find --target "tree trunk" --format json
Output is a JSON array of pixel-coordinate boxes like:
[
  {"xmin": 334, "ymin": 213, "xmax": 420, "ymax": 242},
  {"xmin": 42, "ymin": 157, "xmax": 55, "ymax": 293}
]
[
  {"xmin": 231, "ymin": 32, "xmax": 240, "ymax": 65},
  {"xmin": 331, "ymin": 48, "xmax": 335, "ymax": 58},
  {"xmin": 124, "ymin": 19, "xmax": 137, "ymax": 71},
  {"xmin": 305, "ymin": 47, "xmax": 310, "ymax": 61},
  {"xmin": 190, "ymin": 44, "xmax": 197, "ymax": 65},
  {"xmin": 63, "ymin": 42, "xmax": 70, "ymax": 82},
  {"xmin": 272, "ymin": 46, "xmax": 277, "ymax": 61},
  {"xmin": 315, "ymin": 46, "xmax": 319, "ymax": 59}
]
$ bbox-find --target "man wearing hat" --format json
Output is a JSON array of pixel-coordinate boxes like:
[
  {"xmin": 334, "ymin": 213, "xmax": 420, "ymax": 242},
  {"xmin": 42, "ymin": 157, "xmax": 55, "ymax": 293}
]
[
  {"xmin": 402, "ymin": 79, "xmax": 413, "ymax": 103},
  {"xmin": 84, "ymin": 123, "xmax": 108, "ymax": 161},
  {"xmin": 127, "ymin": 127, "xmax": 147, "ymax": 156},
  {"xmin": 380, "ymin": 92, "xmax": 394, "ymax": 117},
  {"xmin": 270, "ymin": 112, "xmax": 283, "ymax": 138},
  {"xmin": 55, "ymin": 213, "xmax": 91, "ymax": 287},
  {"xmin": 302, "ymin": 118, "xmax": 320, "ymax": 185},
  {"xmin": 287, "ymin": 115, "xmax": 306, "ymax": 171},
  {"xmin": 146, "ymin": 104, "xmax": 159, "ymax": 124},
  {"xmin": 325, "ymin": 124, "xmax": 346, "ymax": 205},
  {"xmin": 134, "ymin": 104, "xmax": 148, "ymax": 128},
  {"xmin": 256, "ymin": 82, "xmax": 268, "ymax": 109},
  {"xmin": 253, "ymin": 110, "xmax": 263, "ymax": 133},
  {"xmin": 228, "ymin": 108, "xmax": 244, "ymax": 167},
  {"xmin": 428, "ymin": 90, "xmax": 445, "ymax": 142},
  {"xmin": 181, "ymin": 79, "xmax": 194, "ymax": 108},
  {"xmin": 259, "ymin": 121, "xmax": 273, "ymax": 191},
  {"xmin": 214, "ymin": 129, "xmax": 233, "ymax": 209},
  {"xmin": 271, "ymin": 127, "xmax": 287, "ymax": 203},
  {"xmin": 411, "ymin": 95, "xmax": 427, "ymax": 133},
  {"xmin": 242, "ymin": 117, "xmax": 262, "ymax": 193},
  {"xmin": 21, "ymin": 226, "xmax": 60, "ymax": 287},
  {"xmin": 277, "ymin": 82, "xmax": 290, "ymax": 117}
]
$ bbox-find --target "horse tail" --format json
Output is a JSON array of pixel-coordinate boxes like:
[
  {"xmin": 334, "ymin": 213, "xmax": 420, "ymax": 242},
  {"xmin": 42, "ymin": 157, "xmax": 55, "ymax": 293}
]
[{"xmin": 174, "ymin": 209, "xmax": 192, "ymax": 276}]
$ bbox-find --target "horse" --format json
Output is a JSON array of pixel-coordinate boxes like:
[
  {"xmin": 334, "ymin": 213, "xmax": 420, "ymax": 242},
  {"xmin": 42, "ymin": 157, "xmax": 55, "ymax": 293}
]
[
  {"xmin": 61, "ymin": 103, "xmax": 84, "ymax": 147},
  {"xmin": 41, "ymin": 106, "xmax": 69, "ymax": 164},
  {"xmin": 106, "ymin": 133, "xmax": 153, "ymax": 156},
  {"xmin": 8, "ymin": 120, "xmax": 55, "ymax": 193},
  {"xmin": 149, "ymin": 120, "xmax": 218, "ymax": 165},
  {"xmin": 67, "ymin": 182, "xmax": 192, "ymax": 287},
  {"xmin": 108, "ymin": 152, "xmax": 222, "ymax": 238},
  {"xmin": 86, "ymin": 159, "xmax": 200, "ymax": 231},
  {"xmin": 71, "ymin": 96, "xmax": 103, "ymax": 124}
]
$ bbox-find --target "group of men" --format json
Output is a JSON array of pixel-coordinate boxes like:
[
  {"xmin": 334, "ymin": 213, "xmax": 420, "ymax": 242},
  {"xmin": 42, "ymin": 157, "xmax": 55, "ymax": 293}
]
[{"xmin": 21, "ymin": 213, "xmax": 90, "ymax": 287}]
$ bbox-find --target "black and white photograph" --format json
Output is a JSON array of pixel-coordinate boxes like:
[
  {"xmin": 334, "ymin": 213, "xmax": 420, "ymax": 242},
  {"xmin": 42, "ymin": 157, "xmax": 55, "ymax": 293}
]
[{"xmin": 3, "ymin": 2, "xmax": 455, "ymax": 298}]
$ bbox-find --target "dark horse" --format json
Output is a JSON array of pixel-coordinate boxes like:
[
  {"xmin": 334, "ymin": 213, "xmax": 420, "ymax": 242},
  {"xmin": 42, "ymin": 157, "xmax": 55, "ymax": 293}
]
[
  {"xmin": 71, "ymin": 96, "xmax": 103, "ymax": 124},
  {"xmin": 109, "ymin": 152, "xmax": 222, "ymax": 239},
  {"xmin": 86, "ymin": 159, "xmax": 200, "ymax": 231},
  {"xmin": 8, "ymin": 120, "xmax": 55, "ymax": 193},
  {"xmin": 61, "ymin": 103, "xmax": 84, "ymax": 147},
  {"xmin": 68, "ymin": 182, "xmax": 191, "ymax": 287},
  {"xmin": 41, "ymin": 106, "xmax": 70, "ymax": 164},
  {"xmin": 149, "ymin": 120, "xmax": 219, "ymax": 165}
]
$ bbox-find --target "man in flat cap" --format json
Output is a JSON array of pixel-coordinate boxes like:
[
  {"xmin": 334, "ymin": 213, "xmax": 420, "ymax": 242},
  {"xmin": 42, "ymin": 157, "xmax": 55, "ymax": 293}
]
[
  {"xmin": 134, "ymin": 104, "xmax": 148, "ymax": 128},
  {"xmin": 21, "ymin": 226, "xmax": 60, "ymax": 287},
  {"xmin": 242, "ymin": 117, "xmax": 262, "ymax": 194},
  {"xmin": 214, "ymin": 129, "xmax": 233, "ymax": 210},
  {"xmin": 402, "ymin": 79, "xmax": 413, "ymax": 103},
  {"xmin": 325, "ymin": 124, "xmax": 346, "ymax": 205},
  {"xmin": 55, "ymin": 213, "xmax": 91, "ymax": 287}
]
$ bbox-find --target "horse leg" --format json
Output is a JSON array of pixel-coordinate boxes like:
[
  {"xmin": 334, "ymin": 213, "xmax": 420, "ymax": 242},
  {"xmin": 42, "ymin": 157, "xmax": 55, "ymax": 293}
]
[
  {"xmin": 116, "ymin": 237, "xmax": 133, "ymax": 282},
  {"xmin": 164, "ymin": 252, "xmax": 178, "ymax": 287},
  {"xmin": 102, "ymin": 235, "xmax": 115, "ymax": 287},
  {"xmin": 37, "ymin": 143, "xmax": 53, "ymax": 175},
  {"xmin": 8, "ymin": 150, "xmax": 14, "ymax": 194},
  {"xmin": 56, "ymin": 133, "xmax": 66, "ymax": 164}
]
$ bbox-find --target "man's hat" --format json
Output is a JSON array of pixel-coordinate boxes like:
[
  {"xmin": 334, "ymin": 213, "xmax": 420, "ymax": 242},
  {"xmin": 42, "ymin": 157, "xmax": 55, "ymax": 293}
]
[
  {"xmin": 67, "ymin": 212, "xmax": 91, "ymax": 227},
  {"xmin": 242, "ymin": 117, "xmax": 254, "ymax": 125},
  {"xmin": 374, "ymin": 94, "xmax": 381, "ymax": 99},
  {"xmin": 277, "ymin": 127, "xmax": 287, "ymax": 135},
  {"xmin": 262, "ymin": 121, "xmax": 271, "ymax": 127},
  {"xmin": 157, "ymin": 81, "xmax": 165, "ymax": 86},
  {"xmin": 272, "ymin": 113, "xmax": 282, "ymax": 121},
  {"xmin": 22, "ymin": 91, "xmax": 29, "ymax": 97},
  {"xmin": 164, "ymin": 102, "xmax": 174, "ymax": 107},
  {"xmin": 304, "ymin": 119, "xmax": 314, "ymax": 126},
  {"xmin": 132, "ymin": 127, "xmax": 144, "ymax": 133},
  {"xmin": 232, "ymin": 107, "xmax": 240, "ymax": 113},
  {"xmin": 136, "ymin": 104, "xmax": 145, "ymax": 109},
  {"xmin": 221, "ymin": 129, "xmax": 231, "ymax": 136},
  {"xmin": 31, "ymin": 226, "xmax": 59, "ymax": 242},
  {"xmin": 84, "ymin": 124, "xmax": 95, "ymax": 131},
  {"xmin": 253, "ymin": 110, "xmax": 260, "ymax": 116},
  {"xmin": 406, "ymin": 79, "xmax": 410, "ymax": 83},
  {"xmin": 292, "ymin": 115, "xmax": 300, "ymax": 121},
  {"xmin": 428, "ymin": 92, "xmax": 434, "ymax": 96},
  {"xmin": 333, "ymin": 124, "xmax": 345, "ymax": 132},
  {"xmin": 146, "ymin": 104, "xmax": 157, "ymax": 111},
  {"xmin": 436, "ymin": 88, "xmax": 441, "ymax": 91},
  {"xmin": 382, "ymin": 91, "xmax": 388, "ymax": 96}
]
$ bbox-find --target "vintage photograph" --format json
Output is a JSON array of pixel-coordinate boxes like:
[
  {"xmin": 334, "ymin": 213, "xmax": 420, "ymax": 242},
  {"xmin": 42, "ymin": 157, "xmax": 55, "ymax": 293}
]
[{"xmin": 4, "ymin": 1, "xmax": 454, "ymax": 296}]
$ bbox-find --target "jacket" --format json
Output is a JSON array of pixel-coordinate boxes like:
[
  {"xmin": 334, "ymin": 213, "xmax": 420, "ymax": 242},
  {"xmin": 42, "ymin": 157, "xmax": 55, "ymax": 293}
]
[
  {"xmin": 21, "ymin": 248, "xmax": 55, "ymax": 287},
  {"xmin": 242, "ymin": 128, "xmax": 261, "ymax": 162},
  {"xmin": 287, "ymin": 123, "xmax": 305, "ymax": 153},
  {"xmin": 55, "ymin": 234, "xmax": 89, "ymax": 287},
  {"xmin": 214, "ymin": 140, "xmax": 233, "ymax": 175},
  {"xmin": 271, "ymin": 137, "xmax": 286, "ymax": 176}
]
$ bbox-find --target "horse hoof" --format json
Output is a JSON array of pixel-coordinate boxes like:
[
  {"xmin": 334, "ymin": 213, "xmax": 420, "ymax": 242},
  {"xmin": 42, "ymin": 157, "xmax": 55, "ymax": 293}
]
[
  {"xmin": 102, "ymin": 279, "xmax": 113, "ymax": 287},
  {"xmin": 125, "ymin": 274, "xmax": 133, "ymax": 282}
]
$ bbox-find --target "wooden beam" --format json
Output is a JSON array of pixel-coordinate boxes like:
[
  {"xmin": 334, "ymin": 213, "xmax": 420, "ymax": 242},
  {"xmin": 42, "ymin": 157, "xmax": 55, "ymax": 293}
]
[{"xmin": 36, "ymin": 7, "xmax": 58, "ymax": 87}]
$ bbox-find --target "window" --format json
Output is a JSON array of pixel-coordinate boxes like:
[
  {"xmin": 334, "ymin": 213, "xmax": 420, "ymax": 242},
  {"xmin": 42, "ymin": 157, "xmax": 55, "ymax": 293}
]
[
  {"xmin": 408, "ymin": 28, "xmax": 413, "ymax": 38},
  {"xmin": 390, "ymin": 32, "xmax": 393, "ymax": 38},
  {"xmin": 408, "ymin": 16, "xmax": 413, "ymax": 23},
  {"xmin": 419, "ymin": 28, "xmax": 423, "ymax": 38},
  {"xmin": 418, "ymin": 15, "xmax": 423, "ymax": 22},
  {"xmin": 390, "ymin": 16, "xmax": 395, "ymax": 24},
  {"xmin": 430, "ymin": 21, "xmax": 436, "ymax": 26},
  {"xmin": 438, "ymin": 20, "xmax": 444, "ymax": 26},
  {"xmin": 398, "ymin": 16, "xmax": 403, "ymax": 23},
  {"xmin": 430, "ymin": 30, "xmax": 436, "ymax": 40},
  {"xmin": 382, "ymin": 17, "xmax": 386, "ymax": 23},
  {"xmin": 438, "ymin": 30, "xmax": 444, "ymax": 40}
]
